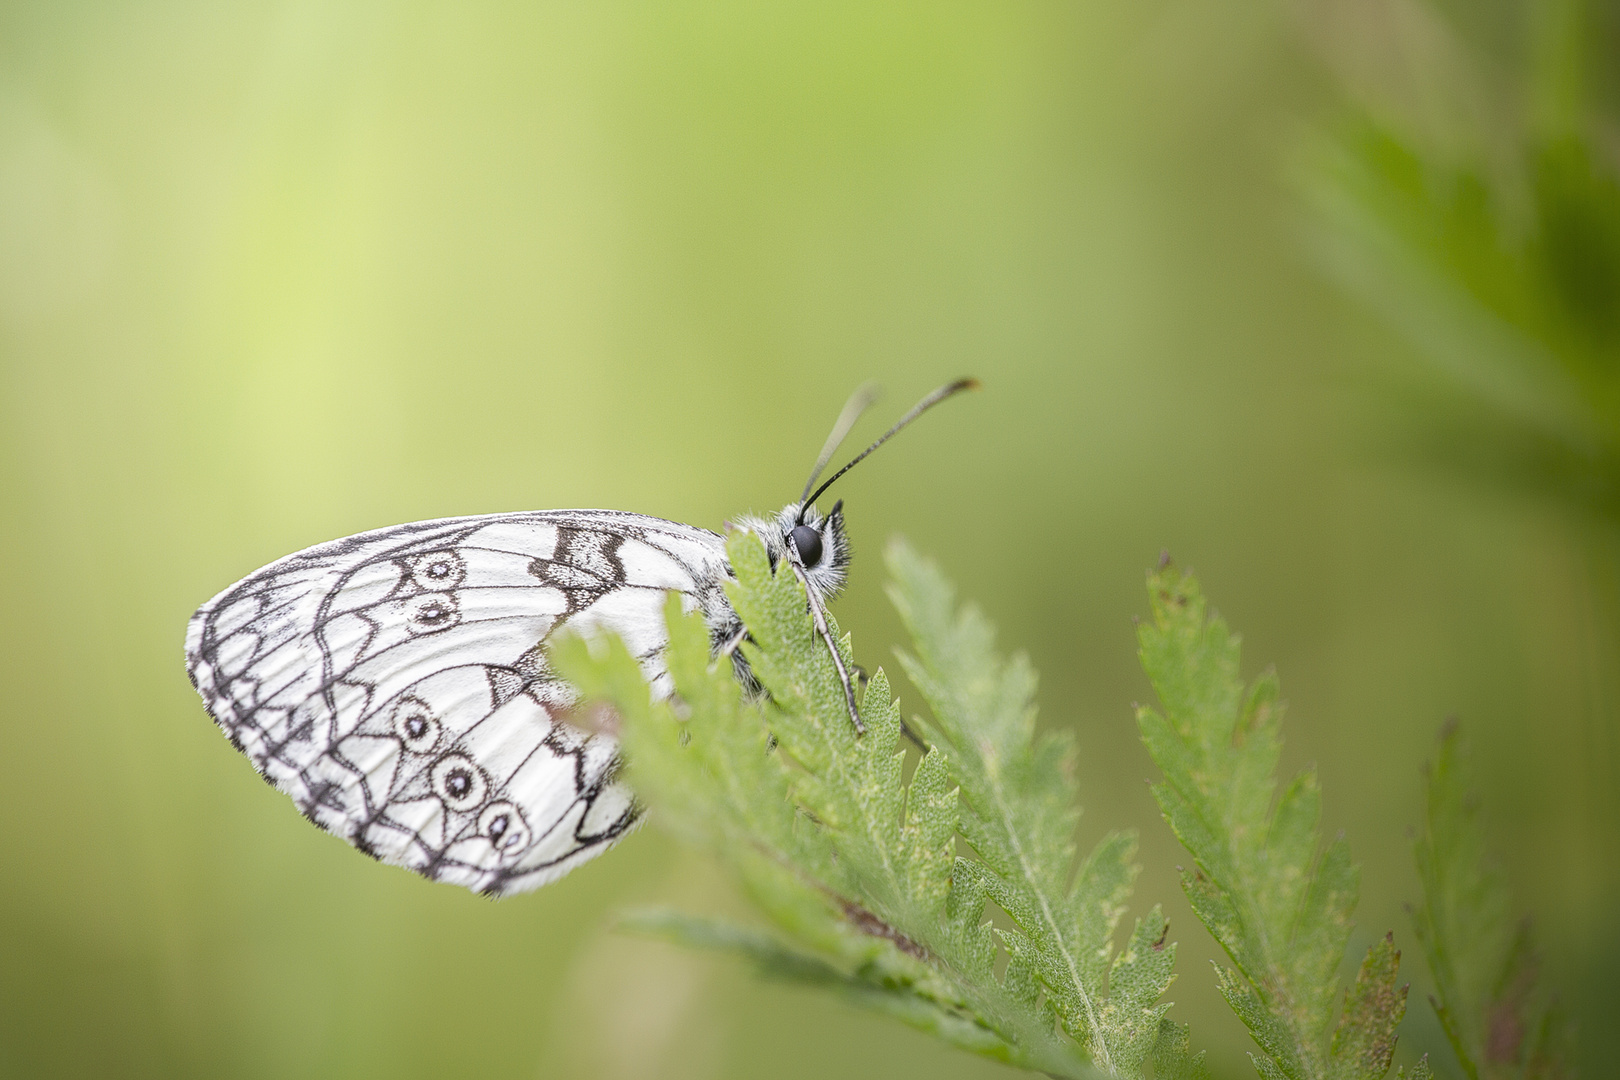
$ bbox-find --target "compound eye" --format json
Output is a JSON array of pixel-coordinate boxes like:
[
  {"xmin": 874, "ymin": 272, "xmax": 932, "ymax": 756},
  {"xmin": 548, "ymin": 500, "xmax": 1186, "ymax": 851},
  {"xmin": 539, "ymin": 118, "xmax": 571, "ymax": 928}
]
[{"xmin": 789, "ymin": 525, "xmax": 823, "ymax": 567}]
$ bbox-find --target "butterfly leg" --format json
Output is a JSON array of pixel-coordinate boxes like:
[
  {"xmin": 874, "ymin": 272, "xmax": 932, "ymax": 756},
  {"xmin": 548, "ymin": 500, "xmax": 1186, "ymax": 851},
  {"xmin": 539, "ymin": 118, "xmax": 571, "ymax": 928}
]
[
  {"xmin": 714, "ymin": 623, "xmax": 749, "ymax": 661},
  {"xmin": 898, "ymin": 717, "xmax": 927, "ymax": 751},
  {"xmin": 784, "ymin": 549, "xmax": 864, "ymax": 734}
]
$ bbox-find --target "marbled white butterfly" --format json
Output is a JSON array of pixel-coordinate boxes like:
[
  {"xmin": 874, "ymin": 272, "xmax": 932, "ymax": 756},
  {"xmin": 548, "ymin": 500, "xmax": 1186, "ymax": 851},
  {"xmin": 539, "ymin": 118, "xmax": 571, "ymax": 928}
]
[{"xmin": 185, "ymin": 380, "xmax": 975, "ymax": 897}]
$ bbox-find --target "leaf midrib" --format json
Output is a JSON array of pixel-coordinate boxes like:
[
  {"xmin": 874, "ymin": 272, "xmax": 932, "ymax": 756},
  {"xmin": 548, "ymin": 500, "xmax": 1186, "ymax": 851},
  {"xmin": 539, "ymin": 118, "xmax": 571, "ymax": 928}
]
[{"xmin": 984, "ymin": 751, "xmax": 1116, "ymax": 1076}]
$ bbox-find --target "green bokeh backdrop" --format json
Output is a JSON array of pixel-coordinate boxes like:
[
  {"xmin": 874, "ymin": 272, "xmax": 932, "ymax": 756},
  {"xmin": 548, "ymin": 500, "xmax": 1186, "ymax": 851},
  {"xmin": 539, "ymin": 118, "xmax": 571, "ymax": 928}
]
[{"xmin": 1, "ymin": 3, "xmax": 1613, "ymax": 1078}]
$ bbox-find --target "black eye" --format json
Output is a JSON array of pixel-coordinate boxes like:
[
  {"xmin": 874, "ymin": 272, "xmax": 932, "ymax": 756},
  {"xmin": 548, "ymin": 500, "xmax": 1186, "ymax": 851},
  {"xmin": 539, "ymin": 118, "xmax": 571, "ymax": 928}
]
[{"xmin": 789, "ymin": 525, "xmax": 823, "ymax": 567}]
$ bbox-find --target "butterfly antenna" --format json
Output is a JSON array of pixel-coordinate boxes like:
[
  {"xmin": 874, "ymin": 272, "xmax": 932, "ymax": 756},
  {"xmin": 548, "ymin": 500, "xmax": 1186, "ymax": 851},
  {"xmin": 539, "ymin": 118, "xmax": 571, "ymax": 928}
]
[
  {"xmin": 799, "ymin": 382, "xmax": 881, "ymax": 507},
  {"xmin": 803, "ymin": 377, "xmax": 979, "ymax": 509}
]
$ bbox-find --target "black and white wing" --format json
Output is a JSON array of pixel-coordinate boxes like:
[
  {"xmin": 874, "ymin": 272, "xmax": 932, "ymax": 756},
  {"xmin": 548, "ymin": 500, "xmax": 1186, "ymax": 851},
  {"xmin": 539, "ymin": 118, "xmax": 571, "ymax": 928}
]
[{"xmin": 184, "ymin": 510, "xmax": 734, "ymax": 896}]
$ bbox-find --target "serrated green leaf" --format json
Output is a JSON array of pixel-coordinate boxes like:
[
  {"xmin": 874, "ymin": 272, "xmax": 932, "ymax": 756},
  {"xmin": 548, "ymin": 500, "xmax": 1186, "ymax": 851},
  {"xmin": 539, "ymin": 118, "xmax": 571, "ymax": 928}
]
[
  {"xmin": 1153, "ymin": 1018, "xmax": 1213, "ymax": 1080},
  {"xmin": 1330, "ymin": 934, "xmax": 1408, "ymax": 1080},
  {"xmin": 561, "ymin": 531, "xmax": 1140, "ymax": 1078},
  {"xmin": 1136, "ymin": 564, "xmax": 1406, "ymax": 1080},
  {"xmin": 1217, "ymin": 966, "xmax": 1310, "ymax": 1080},
  {"xmin": 889, "ymin": 538, "xmax": 1180, "ymax": 1077},
  {"xmin": 1397, "ymin": 1057, "xmax": 1434, "ymax": 1080},
  {"xmin": 1099, "ymin": 908, "xmax": 1178, "ymax": 1068}
]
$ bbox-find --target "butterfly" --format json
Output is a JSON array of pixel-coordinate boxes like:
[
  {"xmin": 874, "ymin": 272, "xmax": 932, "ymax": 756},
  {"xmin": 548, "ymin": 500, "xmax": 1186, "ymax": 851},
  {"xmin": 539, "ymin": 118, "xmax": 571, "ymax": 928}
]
[{"xmin": 184, "ymin": 380, "xmax": 976, "ymax": 897}]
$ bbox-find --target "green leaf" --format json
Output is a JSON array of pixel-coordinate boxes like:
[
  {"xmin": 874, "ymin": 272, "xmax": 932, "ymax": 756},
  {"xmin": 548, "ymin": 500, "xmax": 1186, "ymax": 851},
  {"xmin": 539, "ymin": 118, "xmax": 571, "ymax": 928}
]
[
  {"xmin": 1330, "ymin": 934, "xmax": 1408, "ymax": 1080},
  {"xmin": 1136, "ymin": 563, "xmax": 1408, "ymax": 1080},
  {"xmin": 726, "ymin": 532, "xmax": 945, "ymax": 935},
  {"xmin": 557, "ymin": 531, "xmax": 1148, "ymax": 1078},
  {"xmin": 1153, "ymin": 1018, "xmax": 1213, "ymax": 1080},
  {"xmin": 889, "ymin": 537, "xmax": 1178, "ymax": 1077},
  {"xmin": 1397, "ymin": 1058, "xmax": 1434, "ymax": 1080},
  {"xmin": 1411, "ymin": 722, "xmax": 1573, "ymax": 1080}
]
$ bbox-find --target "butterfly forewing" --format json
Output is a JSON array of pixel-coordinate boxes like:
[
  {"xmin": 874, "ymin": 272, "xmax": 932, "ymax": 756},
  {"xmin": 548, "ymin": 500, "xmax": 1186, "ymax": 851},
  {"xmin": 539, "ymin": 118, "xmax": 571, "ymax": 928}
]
[{"xmin": 185, "ymin": 510, "xmax": 733, "ymax": 896}]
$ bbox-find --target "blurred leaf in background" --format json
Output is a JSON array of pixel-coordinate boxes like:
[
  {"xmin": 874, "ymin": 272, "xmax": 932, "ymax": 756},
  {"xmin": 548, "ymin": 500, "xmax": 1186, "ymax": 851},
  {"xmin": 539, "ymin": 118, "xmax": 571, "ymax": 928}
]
[
  {"xmin": 1413, "ymin": 722, "xmax": 1573, "ymax": 1080},
  {"xmin": 1302, "ymin": 0, "xmax": 1620, "ymax": 1070},
  {"xmin": 1305, "ymin": 0, "xmax": 1620, "ymax": 518}
]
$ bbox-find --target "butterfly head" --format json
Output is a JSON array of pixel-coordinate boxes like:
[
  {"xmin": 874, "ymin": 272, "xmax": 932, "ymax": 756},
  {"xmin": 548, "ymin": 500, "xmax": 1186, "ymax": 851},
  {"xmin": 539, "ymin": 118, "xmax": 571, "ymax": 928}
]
[
  {"xmin": 765, "ymin": 499, "xmax": 850, "ymax": 598},
  {"xmin": 744, "ymin": 379, "xmax": 977, "ymax": 601},
  {"xmin": 734, "ymin": 380, "xmax": 976, "ymax": 602}
]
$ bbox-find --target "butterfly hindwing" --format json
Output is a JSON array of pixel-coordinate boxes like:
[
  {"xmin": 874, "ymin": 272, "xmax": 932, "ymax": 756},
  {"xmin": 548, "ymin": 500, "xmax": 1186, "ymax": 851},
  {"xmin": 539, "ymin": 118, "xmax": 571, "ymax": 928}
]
[{"xmin": 185, "ymin": 510, "xmax": 733, "ymax": 895}]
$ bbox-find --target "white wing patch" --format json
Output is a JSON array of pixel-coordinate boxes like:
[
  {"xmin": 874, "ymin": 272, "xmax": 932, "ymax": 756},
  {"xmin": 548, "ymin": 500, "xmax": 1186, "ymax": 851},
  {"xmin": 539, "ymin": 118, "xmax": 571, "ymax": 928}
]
[{"xmin": 185, "ymin": 511, "xmax": 733, "ymax": 896}]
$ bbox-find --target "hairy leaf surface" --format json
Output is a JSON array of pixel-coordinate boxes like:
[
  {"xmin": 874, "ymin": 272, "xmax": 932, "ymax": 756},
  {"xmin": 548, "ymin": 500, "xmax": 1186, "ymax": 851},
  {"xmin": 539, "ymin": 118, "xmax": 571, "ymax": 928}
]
[{"xmin": 1135, "ymin": 564, "xmax": 1408, "ymax": 1080}]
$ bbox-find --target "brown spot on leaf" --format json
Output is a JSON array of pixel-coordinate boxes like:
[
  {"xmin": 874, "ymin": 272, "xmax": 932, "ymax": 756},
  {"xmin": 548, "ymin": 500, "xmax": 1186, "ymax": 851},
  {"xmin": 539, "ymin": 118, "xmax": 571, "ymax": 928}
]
[{"xmin": 839, "ymin": 898, "xmax": 930, "ymax": 961}]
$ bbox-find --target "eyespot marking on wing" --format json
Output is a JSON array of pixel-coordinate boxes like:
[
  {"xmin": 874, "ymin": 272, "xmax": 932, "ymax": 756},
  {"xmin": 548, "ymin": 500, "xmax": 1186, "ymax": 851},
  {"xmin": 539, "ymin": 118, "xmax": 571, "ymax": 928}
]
[
  {"xmin": 430, "ymin": 752, "xmax": 489, "ymax": 811},
  {"xmin": 479, "ymin": 800, "xmax": 531, "ymax": 855},
  {"xmin": 408, "ymin": 550, "xmax": 466, "ymax": 590},
  {"xmin": 392, "ymin": 695, "xmax": 442, "ymax": 754}
]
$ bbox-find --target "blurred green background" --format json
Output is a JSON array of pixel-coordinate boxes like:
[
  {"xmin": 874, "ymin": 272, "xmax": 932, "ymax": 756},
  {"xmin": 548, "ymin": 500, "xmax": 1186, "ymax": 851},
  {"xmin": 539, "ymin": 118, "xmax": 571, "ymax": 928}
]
[{"xmin": 1, "ymin": 1, "xmax": 1615, "ymax": 1077}]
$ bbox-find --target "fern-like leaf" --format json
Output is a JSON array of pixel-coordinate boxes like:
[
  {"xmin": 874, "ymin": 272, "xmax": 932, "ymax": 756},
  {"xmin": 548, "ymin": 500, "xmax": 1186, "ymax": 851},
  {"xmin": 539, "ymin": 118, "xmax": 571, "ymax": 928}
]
[
  {"xmin": 1135, "ymin": 563, "xmax": 1408, "ymax": 1080},
  {"xmin": 554, "ymin": 531, "xmax": 1114, "ymax": 1077},
  {"xmin": 888, "ymin": 538, "xmax": 1179, "ymax": 1077}
]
